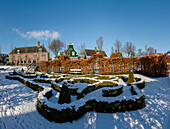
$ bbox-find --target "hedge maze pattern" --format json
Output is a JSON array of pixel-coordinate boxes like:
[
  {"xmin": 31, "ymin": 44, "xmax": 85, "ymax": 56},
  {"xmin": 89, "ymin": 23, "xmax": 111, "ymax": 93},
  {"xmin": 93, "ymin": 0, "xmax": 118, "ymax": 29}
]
[{"xmin": 6, "ymin": 71, "xmax": 146, "ymax": 123}]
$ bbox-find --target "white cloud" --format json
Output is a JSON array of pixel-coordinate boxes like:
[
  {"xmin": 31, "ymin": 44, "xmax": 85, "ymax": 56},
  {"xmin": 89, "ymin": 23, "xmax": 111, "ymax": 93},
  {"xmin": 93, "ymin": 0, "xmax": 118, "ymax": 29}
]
[{"xmin": 12, "ymin": 28, "xmax": 60, "ymax": 40}]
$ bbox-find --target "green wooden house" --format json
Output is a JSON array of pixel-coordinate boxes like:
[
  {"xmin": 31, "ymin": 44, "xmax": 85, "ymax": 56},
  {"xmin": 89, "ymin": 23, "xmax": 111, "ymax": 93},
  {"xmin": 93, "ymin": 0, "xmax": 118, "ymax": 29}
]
[{"xmin": 60, "ymin": 43, "xmax": 78, "ymax": 60}]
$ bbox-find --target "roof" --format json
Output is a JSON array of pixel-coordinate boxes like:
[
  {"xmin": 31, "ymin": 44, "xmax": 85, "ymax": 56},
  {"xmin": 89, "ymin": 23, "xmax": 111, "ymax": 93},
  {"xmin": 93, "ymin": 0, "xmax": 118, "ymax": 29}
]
[
  {"xmin": 84, "ymin": 49, "xmax": 107, "ymax": 57},
  {"xmin": 0, "ymin": 53, "xmax": 8, "ymax": 57},
  {"xmin": 84, "ymin": 49, "xmax": 96, "ymax": 56},
  {"xmin": 151, "ymin": 53, "xmax": 163, "ymax": 56},
  {"xmin": 9, "ymin": 46, "xmax": 48, "ymax": 54},
  {"xmin": 110, "ymin": 52, "xmax": 123, "ymax": 58}
]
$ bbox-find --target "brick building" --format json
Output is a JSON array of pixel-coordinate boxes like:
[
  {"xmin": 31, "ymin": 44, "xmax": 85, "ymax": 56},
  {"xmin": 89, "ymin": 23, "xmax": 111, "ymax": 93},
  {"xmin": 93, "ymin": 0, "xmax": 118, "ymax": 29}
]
[{"xmin": 9, "ymin": 42, "xmax": 49, "ymax": 65}]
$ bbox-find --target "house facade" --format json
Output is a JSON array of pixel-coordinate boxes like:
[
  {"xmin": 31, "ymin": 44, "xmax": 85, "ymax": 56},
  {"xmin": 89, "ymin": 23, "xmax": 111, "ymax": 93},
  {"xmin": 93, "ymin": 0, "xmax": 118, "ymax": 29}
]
[
  {"xmin": 0, "ymin": 53, "xmax": 9, "ymax": 65},
  {"xmin": 9, "ymin": 42, "xmax": 49, "ymax": 65},
  {"xmin": 60, "ymin": 43, "xmax": 78, "ymax": 60},
  {"xmin": 83, "ymin": 47, "xmax": 108, "ymax": 59}
]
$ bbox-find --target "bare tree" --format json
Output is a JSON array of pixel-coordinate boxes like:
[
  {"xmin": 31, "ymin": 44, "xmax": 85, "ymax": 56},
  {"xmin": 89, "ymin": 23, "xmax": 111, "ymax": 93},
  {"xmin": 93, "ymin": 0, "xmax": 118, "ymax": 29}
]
[
  {"xmin": 122, "ymin": 42, "xmax": 136, "ymax": 57},
  {"xmin": 137, "ymin": 49, "xmax": 143, "ymax": 57},
  {"xmin": 111, "ymin": 46, "xmax": 114, "ymax": 54},
  {"xmin": 48, "ymin": 39, "xmax": 64, "ymax": 56},
  {"xmin": 148, "ymin": 47, "xmax": 155, "ymax": 55},
  {"xmin": 114, "ymin": 40, "xmax": 122, "ymax": 52},
  {"xmin": 96, "ymin": 36, "xmax": 103, "ymax": 51},
  {"xmin": 77, "ymin": 42, "xmax": 85, "ymax": 55},
  {"xmin": 144, "ymin": 44, "xmax": 148, "ymax": 56},
  {"xmin": 144, "ymin": 44, "xmax": 155, "ymax": 56}
]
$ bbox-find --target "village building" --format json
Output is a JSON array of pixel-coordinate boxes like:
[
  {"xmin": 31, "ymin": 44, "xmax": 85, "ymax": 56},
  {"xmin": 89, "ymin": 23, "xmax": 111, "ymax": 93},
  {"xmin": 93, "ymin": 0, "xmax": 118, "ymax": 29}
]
[
  {"xmin": 9, "ymin": 42, "xmax": 49, "ymax": 65},
  {"xmin": 83, "ymin": 47, "xmax": 108, "ymax": 59},
  {"xmin": 60, "ymin": 43, "xmax": 78, "ymax": 60},
  {"xmin": 110, "ymin": 50, "xmax": 123, "ymax": 58},
  {"xmin": 0, "ymin": 53, "xmax": 9, "ymax": 65}
]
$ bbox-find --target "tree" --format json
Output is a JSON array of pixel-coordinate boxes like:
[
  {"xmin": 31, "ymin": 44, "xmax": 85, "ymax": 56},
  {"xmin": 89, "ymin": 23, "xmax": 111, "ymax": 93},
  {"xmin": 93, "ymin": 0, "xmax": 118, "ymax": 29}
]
[
  {"xmin": 122, "ymin": 42, "xmax": 136, "ymax": 57},
  {"xmin": 114, "ymin": 40, "xmax": 122, "ymax": 52},
  {"xmin": 77, "ymin": 42, "xmax": 85, "ymax": 55},
  {"xmin": 137, "ymin": 49, "xmax": 143, "ymax": 57},
  {"xmin": 144, "ymin": 44, "xmax": 155, "ymax": 56},
  {"xmin": 148, "ymin": 47, "xmax": 155, "ymax": 55},
  {"xmin": 111, "ymin": 46, "xmax": 114, "ymax": 54},
  {"xmin": 96, "ymin": 36, "xmax": 103, "ymax": 51},
  {"xmin": 144, "ymin": 44, "xmax": 148, "ymax": 56},
  {"xmin": 48, "ymin": 39, "xmax": 64, "ymax": 56}
]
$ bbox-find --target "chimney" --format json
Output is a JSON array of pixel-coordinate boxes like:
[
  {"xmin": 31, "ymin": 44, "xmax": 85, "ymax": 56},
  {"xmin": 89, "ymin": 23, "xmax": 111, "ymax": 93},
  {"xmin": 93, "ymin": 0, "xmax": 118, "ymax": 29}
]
[
  {"xmin": 115, "ymin": 50, "xmax": 117, "ymax": 53},
  {"xmin": 38, "ymin": 42, "xmax": 40, "ymax": 47},
  {"xmin": 155, "ymin": 49, "xmax": 157, "ymax": 53},
  {"xmin": 94, "ymin": 47, "xmax": 97, "ymax": 51}
]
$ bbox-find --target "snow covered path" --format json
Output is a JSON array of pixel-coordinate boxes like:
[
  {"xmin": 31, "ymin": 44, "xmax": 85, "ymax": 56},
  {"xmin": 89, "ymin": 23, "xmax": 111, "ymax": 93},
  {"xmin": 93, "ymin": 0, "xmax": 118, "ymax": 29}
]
[{"xmin": 0, "ymin": 72, "xmax": 170, "ymax": 129}]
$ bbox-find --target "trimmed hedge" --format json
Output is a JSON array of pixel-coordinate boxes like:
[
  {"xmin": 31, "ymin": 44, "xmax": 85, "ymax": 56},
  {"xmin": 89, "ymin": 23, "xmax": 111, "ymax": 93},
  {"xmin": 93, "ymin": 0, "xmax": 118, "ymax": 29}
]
[
  {"xmin": 136, "ymin": 81, "xmax": 145, "ymax": 89},
  {"xmin": 102, "ymin": 86, "xmax": 123, "ymax": 97},
  {"xmin": 95, "ymin": 81, "xmax": 118, "ymax": 87},
  {"xmin": 33, "ymin": 79, "xmax": 52, "ymax": 84},
  {"xmin": 6, "ymin": 75, "xmax": 44, "ymax": 92},
  {"xmin": 37, "ymin": 94, "xmax": 145, "ymax": 123}
]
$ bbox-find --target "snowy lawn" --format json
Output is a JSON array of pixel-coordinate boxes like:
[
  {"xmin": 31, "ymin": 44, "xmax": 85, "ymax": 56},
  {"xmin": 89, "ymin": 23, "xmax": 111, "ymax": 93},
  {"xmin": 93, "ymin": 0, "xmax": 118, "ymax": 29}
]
[{"xmin": 0, "ymin": 72, "xmax": 169, "ymax": 129}]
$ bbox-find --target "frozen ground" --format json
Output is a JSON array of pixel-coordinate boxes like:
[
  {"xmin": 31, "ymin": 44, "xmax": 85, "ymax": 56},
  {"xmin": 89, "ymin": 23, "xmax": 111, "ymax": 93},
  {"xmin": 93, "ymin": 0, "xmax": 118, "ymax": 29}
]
[{"xmin": 0, "ymin": 71, "xmax": 169, "ymax": 129}]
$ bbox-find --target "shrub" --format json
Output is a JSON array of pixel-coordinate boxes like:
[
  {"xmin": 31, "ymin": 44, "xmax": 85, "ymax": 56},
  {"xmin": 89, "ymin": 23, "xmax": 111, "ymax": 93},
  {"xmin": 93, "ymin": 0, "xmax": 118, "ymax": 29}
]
[
  {"xmin": 96, "ymin": 82, "xmax": 118, "ymax": 87},
  {"xmin": 13, "ymin": 70, "xmax": 17, "ymax": 75},
  {"xmin": 90, "ymin": 72, "xmax": 94, "ymax": 78},
  {"xmin": 58, "ymin": 82, "xmax": 71, "ymax": 104},
  {"xmin": 21, "ymin": 68, "xmax": 24, "ymax": 73},
  {"xmin": 134, "ymin": 77, "xmax": 141, "ymax": 82},
  {"xmin": 127, "ymin": 72, "xmax": 135, "ymax": 85}
]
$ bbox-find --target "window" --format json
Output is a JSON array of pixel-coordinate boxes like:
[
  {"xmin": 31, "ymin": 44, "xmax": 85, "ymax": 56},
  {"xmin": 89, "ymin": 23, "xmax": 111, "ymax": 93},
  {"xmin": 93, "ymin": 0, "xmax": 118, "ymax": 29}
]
[
  {"xmin": 33, "ymin": 55, "xmax": 37, "ymax": 57},
  {"xmin": 17, "ymin": 50, "xmax": 20, "ymax": 54},
  {"xmin": 41, "ymin": 54, "xmax": 45, "ymax": 57},
  {"xmin": 33, "ymin": 60, "xmax": 36, "ymax": 63},
  {"xmin": 72, "ymin": 51, "xmax": 75, "ymax": 56},
  {"xmin": 67, "ymin": 51, "xmax": 70, "ymax": 56},
  {"xmin": 39, "ymin": 48, "xmax": 42, "ymax": 52}
]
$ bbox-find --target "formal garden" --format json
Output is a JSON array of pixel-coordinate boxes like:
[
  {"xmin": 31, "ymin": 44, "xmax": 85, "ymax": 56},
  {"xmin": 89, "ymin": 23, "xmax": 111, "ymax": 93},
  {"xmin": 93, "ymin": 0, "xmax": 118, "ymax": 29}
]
[{"xmin": 6, "ymin": 70, "xmax": 146, "ymax": 123}]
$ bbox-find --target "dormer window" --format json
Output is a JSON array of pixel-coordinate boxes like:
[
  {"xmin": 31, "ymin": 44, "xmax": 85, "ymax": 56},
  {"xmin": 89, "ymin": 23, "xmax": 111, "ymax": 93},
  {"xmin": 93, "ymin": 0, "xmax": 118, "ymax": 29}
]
[
  {"xmin": 39, "ymin": 48, "xmax": 42, "ymax": 52},
  {"xmin": 17, "ymin": 50, "xmax": 20, "ymax": 54}
]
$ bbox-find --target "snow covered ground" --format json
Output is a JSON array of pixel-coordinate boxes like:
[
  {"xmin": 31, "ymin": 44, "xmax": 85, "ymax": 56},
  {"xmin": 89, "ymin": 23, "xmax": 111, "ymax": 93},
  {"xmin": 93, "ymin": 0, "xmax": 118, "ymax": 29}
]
[{"xmin": 0, "ymin": 71, "xmax": 169, "ymax": 129}]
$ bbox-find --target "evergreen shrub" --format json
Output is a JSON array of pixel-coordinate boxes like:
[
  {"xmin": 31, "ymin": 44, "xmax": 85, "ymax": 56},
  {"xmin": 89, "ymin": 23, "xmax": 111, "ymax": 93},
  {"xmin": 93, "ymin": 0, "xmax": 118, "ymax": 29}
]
[
  {"xmin": 127, "ymin": 72, "xmax": 135, "ymax": 85},
  {"xmin": 58, "ymin": 82, "xmax": 71, "ymax": 104}
]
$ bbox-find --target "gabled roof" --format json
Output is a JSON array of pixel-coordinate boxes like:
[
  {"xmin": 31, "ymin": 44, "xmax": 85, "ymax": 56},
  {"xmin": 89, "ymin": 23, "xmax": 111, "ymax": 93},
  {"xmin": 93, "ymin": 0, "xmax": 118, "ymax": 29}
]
[
  {"xmin": 110, "ymin": 52, "xmax": 123, "ymax": 58},
  {"xmin": 96, "ymin": 50, "xmax": 107, "ymax": 57},
  {"xmin": 84, "ymin": 49, "xmax": 96, "ymax": 56},
  {"xmin": 84, "ymin": 49, "xmax": 107, "ymax": 57},
  {"xmin": 9, "ymin": 46, "xmax": 48, "ymax": 54}
]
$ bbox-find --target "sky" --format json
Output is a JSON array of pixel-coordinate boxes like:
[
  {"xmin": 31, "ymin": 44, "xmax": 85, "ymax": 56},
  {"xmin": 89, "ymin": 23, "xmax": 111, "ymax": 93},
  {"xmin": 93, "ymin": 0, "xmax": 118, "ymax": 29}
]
[{"xmin": 0, "ymin": 0, "xmax": 170, "ymax": 58}]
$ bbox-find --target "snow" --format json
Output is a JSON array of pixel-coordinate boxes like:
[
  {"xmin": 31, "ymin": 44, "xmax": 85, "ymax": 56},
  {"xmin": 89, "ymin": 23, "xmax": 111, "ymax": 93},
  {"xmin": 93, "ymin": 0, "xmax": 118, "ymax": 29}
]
[
  {"xmin": 0, "ymin": 69, "xmax": 170, "ymax": 128},
  {"xmin": 0, "ymin": 66, "xmax": 27, "ymax": 72}
]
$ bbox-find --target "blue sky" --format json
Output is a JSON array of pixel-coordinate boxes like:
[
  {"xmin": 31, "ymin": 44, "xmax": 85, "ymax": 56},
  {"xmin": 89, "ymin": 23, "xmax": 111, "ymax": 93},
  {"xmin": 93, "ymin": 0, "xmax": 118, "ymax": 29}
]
[{"xmin": 0, "ymin": 0, "xmax": 170, "ymax": 57}]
